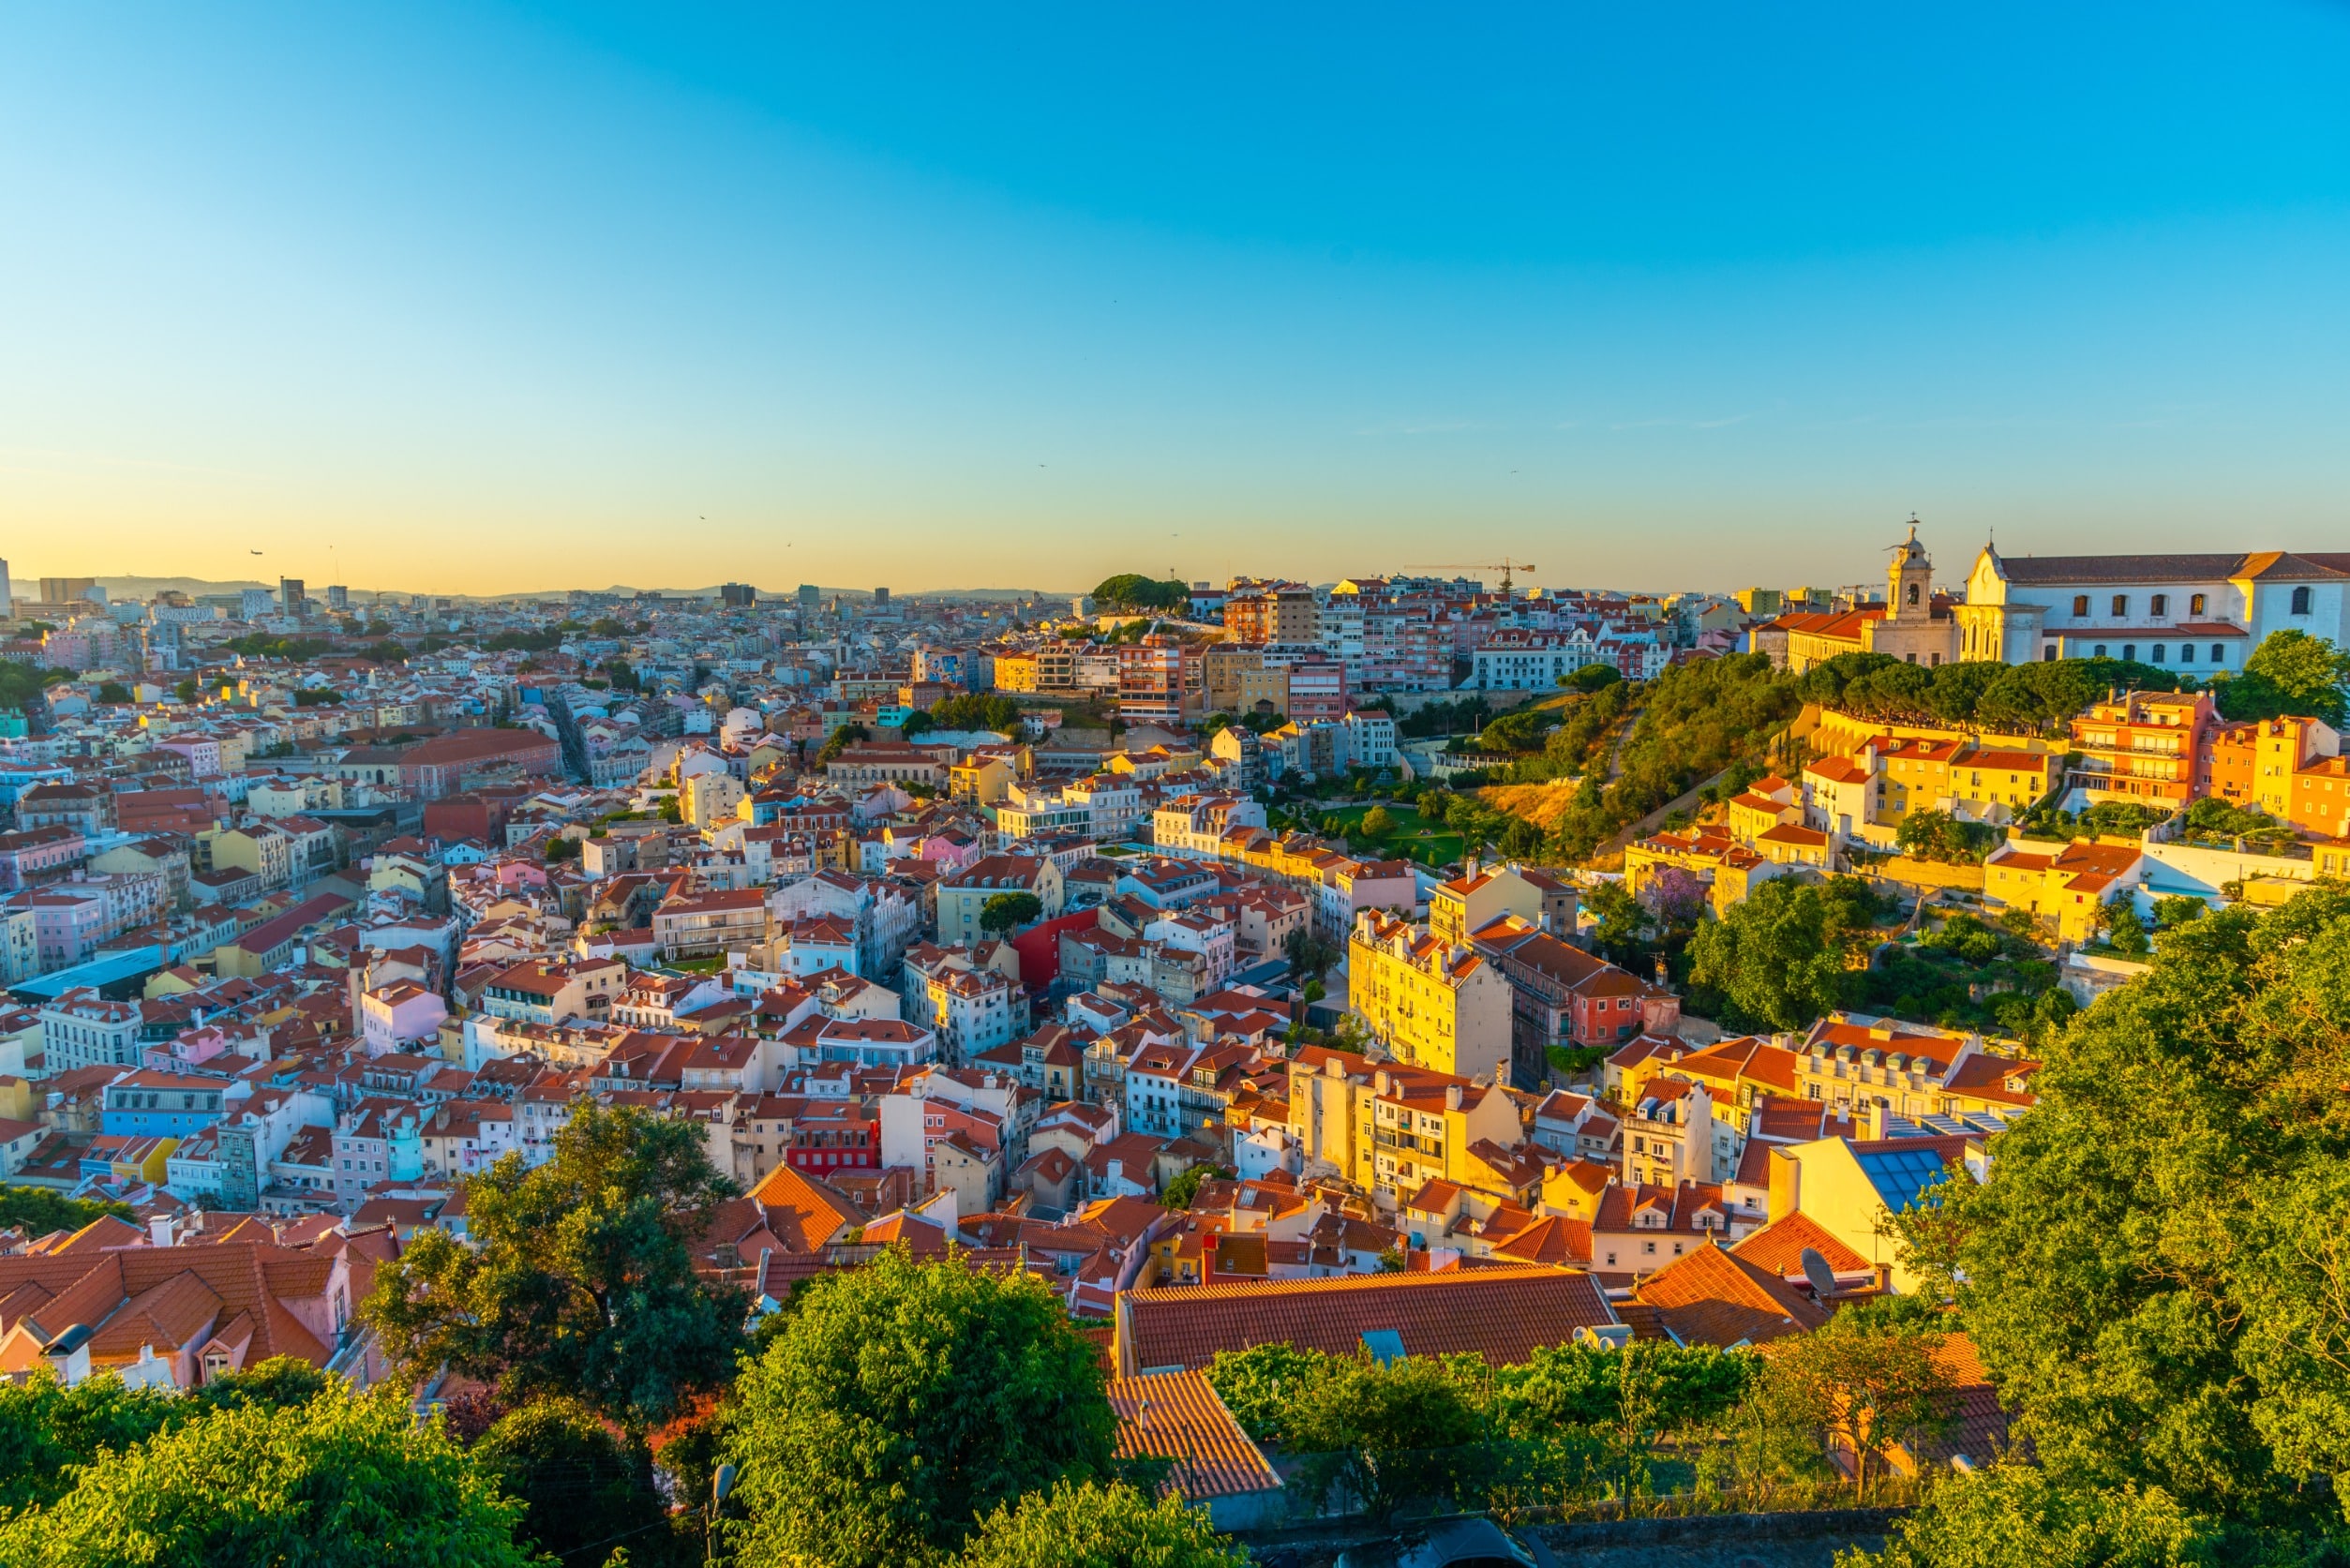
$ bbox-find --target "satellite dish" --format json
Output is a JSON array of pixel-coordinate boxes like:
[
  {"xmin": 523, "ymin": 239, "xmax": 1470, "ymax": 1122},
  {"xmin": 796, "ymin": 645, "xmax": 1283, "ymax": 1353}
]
[{"xmin": 1799, "ymin": 1247, "xmax": 1838, "ymax": 1300}]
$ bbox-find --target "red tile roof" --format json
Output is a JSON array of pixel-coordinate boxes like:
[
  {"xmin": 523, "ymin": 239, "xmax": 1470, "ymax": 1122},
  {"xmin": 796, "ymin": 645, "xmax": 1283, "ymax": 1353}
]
[{"xmin": 1118, "ymin": 1264, "xmax": 1614, "ymax": 1373}]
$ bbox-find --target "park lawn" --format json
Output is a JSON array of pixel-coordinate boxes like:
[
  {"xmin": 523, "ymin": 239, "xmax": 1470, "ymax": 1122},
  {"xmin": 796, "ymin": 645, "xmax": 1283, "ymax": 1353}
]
[{"xmin": 1325, "ymin": 805, "xmax": 1463, "ymax": 868}]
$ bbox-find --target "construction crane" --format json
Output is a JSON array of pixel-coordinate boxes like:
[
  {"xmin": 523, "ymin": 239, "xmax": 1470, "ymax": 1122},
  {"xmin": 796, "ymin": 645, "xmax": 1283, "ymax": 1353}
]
[{"xmin": 1403, "ymin": 559, "xmax": 1538, "ymax": 594}]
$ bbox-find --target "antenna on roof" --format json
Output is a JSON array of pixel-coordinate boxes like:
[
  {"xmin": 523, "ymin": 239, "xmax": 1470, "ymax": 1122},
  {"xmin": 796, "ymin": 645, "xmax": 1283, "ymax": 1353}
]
[{"xmin": 1799, "ymin": 1246, "xmax": 1837, "ymax": 1300}]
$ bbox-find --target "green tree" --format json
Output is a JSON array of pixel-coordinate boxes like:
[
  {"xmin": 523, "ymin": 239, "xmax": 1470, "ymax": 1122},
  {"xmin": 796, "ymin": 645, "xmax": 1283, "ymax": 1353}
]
[
  {"xmin": 1582, "ymin": 878, "xmax": 1654, "ymax": 964},
  {"xmin": 95, "ymin": 681, "xmax": 130, "ymax": 704},
  {"xmin": 0, "ymin": 1384, "xmax": 531, "ymax": 1566},
  {"xmin": 979, "ymin": 890, "xmax": 1044, "ymax": 936},
  {"xmin": 934, "ymin": 693, "xmax": 1023, "ymax": 733},
  {"xmin": 1564, "ymin": 662, "xmax": 1624, "ymax": 694},
  {"xmin": 1894, "ymin": 809, "xmax": 1996, "ymax": 865},
  {"xmin": 959, "ymin": 1479, "xmax": 1247, "ymax": 1568},
  {"xmin": 0, "ymin": 1375, "xmax": 176, "ymax": 1515},
  {"xmin": 0, "ymin": 1186, "xmax": 134, "ymax": 1234},
  {"xmin": 1090, "ymin": 575, "xmax": 1188, "ymax": 613},
  {"xmin": 2216, "ymin": 628, "xmax": 2350, "ymax": 728},
  {"xmin": 819, "ymin": 722, "xmax": 871, "ymax": 763},
  {"xmin": 544, "ymin": 834, "xmax": 580, "ymax": 862},
  {"xmin": 1885, "ymin": 887, "xmax": 2350, "ymax": 1526},
  {"xmin": 1686, "ymin": 877, "xmax": 1859, "ymax": 1031},
  {"xmin": 726, "ymin": 1247, "xmax": 1116, "ymax": 1567},
  {"xmin": 363, "ymin": 1104, "xmax": 743, "ymax": 1439},
  {"xmin": 184, "ymin": 1355, "xmax": 332, "ymax": 1418},
  {"xmin": 1845, "ymin": 1465, "xmax": 2221, "ymax": 1568},
  {"xmin": 1740, "ymin": 1301, "xmax": 1953, "ymax": 1493},
  {"xmin": 1159, "ymin": 1162, "xmax": 1230, "ymax": 1209},
  {"xmin": 1359, "ymin": 804, "xmax": 1396, "ymax": 838},
  {"xmin": 172, "ymin": 678, "xmax": 200, "ymax": 705},
  {"xmin": 1283, "ymin": 1353, "xmax": 1489, "ymax": 1523},
  {"xmin": 1283, "ymin": 927, "xmax": 1341, "ymax": 985},
  {"xmin": 472, "ymin": 1396, "xmax": 669, "ymax": 1564}
]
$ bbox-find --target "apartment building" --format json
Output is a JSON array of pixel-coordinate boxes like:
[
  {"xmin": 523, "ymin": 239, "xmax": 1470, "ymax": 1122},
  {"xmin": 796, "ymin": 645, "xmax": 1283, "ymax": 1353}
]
[{"xmin": 1346, "ymin": 908, "xmax": 1515, "ymax": 1082}]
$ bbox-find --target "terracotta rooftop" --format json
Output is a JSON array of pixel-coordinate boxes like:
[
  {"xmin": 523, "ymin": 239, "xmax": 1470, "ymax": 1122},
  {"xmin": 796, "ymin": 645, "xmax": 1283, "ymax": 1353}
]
[
  {"xmin": 1108, "ymin": 1369, "xmax": 1281, "ymax": 1501},
  {"xmin": 1117, "ymin": 1263, "xmax": 1614, "ymax": 1374}
]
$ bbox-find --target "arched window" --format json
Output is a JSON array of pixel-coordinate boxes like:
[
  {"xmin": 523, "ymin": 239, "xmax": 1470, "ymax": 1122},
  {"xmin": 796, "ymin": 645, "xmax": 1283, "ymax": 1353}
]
[
  {"xmin": 2180, "ymin": 644, "xmax": 2195, "ymax": 664},
  {"xmin": 2190, "ymin": 592, "xmax": 2206, "ymax": 616},
  {"xmin": 2043, "ymin": 645, "xmax": 2057, "ymax": 662},
  {"xmin": 2122, "ymin": 644, "xmax": 2136, "ymax": 662},
  {"xmin": 2151, "ymin": 645, "xmax": 2166, "ymax": 663},
  {"xmin": 2151, "ymin": 594, "xmax": 2168, "ymax": 616},
  {"xmin": 2112, "ymin": 594, "xmax": 2129, "ymax": 617},
  {"xmin": 2293, "ymin": 586, "xmax": 2313, "ymax": 615},
  {"xmin": 1906, "ymin": 582, "xmax": 1920, "ymax": 606},
  {"xmin": 2073, "ymin": 595, "xmax": 2089, "ymax": 617},
  {"xmin": 2094, "ymin": 644, "xmax": 2108, "ymax": 657},
  {"xmin": 2210, "ymin": 644, "xmax": 2226, "ymax": 664}
]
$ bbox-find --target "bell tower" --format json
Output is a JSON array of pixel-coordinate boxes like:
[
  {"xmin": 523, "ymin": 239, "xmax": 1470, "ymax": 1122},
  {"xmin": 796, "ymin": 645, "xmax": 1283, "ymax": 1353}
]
[{"xmin": 1887, "ymin": 521, "xmax": 1933, "ymax": 622}]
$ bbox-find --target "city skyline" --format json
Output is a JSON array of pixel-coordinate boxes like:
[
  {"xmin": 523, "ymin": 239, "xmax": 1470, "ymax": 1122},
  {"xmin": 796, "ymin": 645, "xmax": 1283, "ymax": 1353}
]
[{"xmin": 6, "ymin": 5, "xmax": 2349, "ymax": 592}]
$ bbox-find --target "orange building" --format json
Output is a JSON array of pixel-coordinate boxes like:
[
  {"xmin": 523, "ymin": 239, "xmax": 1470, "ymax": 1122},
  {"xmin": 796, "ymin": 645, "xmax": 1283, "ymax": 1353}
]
[{"xmin": 2067, "ymin": 690, "xmax": 2217, "ymax": 809}]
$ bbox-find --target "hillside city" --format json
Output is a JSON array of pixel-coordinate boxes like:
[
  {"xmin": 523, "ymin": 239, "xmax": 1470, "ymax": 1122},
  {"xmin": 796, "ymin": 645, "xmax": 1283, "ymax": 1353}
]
[{"xmin": 0, "ymin": 536, "xmax": 2344, "ymax": 1562}]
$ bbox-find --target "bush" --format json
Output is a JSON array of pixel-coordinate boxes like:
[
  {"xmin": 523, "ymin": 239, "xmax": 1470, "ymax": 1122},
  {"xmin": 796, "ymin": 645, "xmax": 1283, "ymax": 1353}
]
[
  {"xmin": 472, "ymin": 1397, "xmax": 667, "ymax": 1564},
  {"xmin": 0, "ymin": 1382, "xmax": 531, "ymax": 1565},
  {"xmin": 960, "ymin": 1479, "xmax": 1247, "ymax": 1568}
]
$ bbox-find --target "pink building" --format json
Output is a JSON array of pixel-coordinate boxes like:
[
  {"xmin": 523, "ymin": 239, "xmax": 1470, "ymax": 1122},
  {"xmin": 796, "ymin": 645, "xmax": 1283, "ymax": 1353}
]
[
  {"xmin": 153, "ymin": 736, "xmax": 224, "ymax": 778},
  {"xmin": 0, "ymin": 826, "xmax": 85, "ymax": 891},
  {"xmin": 362, "ymin": 979, "xmax": 450, "ymax": 1056}
]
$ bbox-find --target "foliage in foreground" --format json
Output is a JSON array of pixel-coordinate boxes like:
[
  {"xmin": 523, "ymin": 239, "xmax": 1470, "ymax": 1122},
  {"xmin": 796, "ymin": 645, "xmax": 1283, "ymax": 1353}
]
[
  {"xmin": 1889, "ymin": 884, "xmax": 2350, "ymax": 1542},
  {"xmin": 959, "ymin": 1479, "xmax": 1249, "ymax": 1568},
  {"xmin": 363, "ymin": 1103, "xmax": 745, "ymax": 1437},
  {"xmin": 0, "ymin": 1381, "xmax": 530, "ymax": 1567},
  {"xmin": 725, "ymin": 1246, "xmax": 1118, "ymax": 1567}
]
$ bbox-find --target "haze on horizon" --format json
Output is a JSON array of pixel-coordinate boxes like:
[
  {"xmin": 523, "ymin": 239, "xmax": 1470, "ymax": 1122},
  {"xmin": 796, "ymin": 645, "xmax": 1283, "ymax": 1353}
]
[{"xmin": 5, "ymin": 3, "xmax": 2348, "ymax": 597}]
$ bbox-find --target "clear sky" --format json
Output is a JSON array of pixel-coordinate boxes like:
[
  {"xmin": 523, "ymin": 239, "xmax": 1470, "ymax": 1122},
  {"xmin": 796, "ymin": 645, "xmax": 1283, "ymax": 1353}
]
[{"xmin": 4, "ymin": 3, "xmax": 2348, "ymax": 597}]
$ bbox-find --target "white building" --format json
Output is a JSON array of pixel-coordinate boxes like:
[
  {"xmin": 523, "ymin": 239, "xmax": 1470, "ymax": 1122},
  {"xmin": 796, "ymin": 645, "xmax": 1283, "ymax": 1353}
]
[{"xmin": 1959, "ymin": 547, "xmax": 2350, "ymax": 670}]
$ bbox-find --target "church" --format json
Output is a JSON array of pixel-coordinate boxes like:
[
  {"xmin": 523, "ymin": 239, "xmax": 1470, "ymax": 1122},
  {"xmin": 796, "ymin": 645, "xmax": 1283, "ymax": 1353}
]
[
  {"xmin": 1771, "ymin": 526, "xmax": 1959, "ymax": 674},
  {"xmin": 1763, "ymin": 527, "xmax": 2350, "ymax": 676}
]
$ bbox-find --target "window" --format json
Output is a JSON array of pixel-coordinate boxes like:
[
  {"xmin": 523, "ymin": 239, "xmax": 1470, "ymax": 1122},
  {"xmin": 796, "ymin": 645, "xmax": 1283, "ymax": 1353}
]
[
  {"xmin": 2151, "ymin": 593, "xmax": 2168, "ymax": 616},
  {"xmin": 2294, "ymin": 587, "xmax": 2313, "ymax": 616},
  {"xmin": 2180, "ymin": 644, "xmax": 2194, "ymax": 664},
  {"xmin": 2151, "ymin": 645, "xmax": 2165, "ymax": 663},
  {"xmin": 2043, "ymin": 645, "xmax": 2057, "ymax": 662},
  {"xmin": 1906, "ymin": 582, "xmax": 1920, "ymax": 606},
  {"xmin": 2210, "ymin": 644, "xmax": 2226, "ymax": 664},
  {"xmin": 2112, "ymin": 594, "xmax": 2129, "ymax": 617},
  {"xmin": 2094, "ymin": 644, "xmax": 2108, "ymax": 657},
  {"xmin": 2073, "ymin": 595, "xmax": 2089, "ymax": 617},
  {"xmin": 2190, "ymin": 592, "xmax": 2206, "ymax": 616}
]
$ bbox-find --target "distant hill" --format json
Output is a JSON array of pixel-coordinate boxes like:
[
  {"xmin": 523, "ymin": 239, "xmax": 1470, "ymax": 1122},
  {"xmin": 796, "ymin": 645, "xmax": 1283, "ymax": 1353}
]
[{"xmin": 89, "ymin": 577, "xmax": 1080, "ymax": 605}]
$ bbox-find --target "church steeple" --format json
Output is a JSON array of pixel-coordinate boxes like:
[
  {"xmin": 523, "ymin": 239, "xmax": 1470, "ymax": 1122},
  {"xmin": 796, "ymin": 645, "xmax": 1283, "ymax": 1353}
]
[{"xmin": 1887, "ymin": 517, "xmax": 1934, "ymax": 621}]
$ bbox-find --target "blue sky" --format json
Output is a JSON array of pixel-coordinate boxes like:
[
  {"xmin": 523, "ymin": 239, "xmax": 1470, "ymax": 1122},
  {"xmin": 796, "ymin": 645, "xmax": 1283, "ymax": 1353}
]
[{"xmin": 3, "ymin": 3, "xmax": 2346, "ymax": 594}]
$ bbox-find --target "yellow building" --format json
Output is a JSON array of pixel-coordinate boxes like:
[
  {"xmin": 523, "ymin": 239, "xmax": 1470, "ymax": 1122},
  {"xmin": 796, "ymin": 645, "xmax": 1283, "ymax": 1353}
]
[
  {"xmin": 681, "ymin": 770, "xmax": 746, "ymax": 829},
  {"xmin": 1983, "ymin": 836, "xmax": 2146, "ymax": 942},
  {"xmin": 1725, "ymin": 776, "xmax": 1802, "ymax": 844},
  {"xmin": 950, "ymin": 754, "xmax": 1017, "ymax": 806},
  {"xmin": 1427, "ymin": 862, "xmax": 1577, "ymax": 948},
  {"xmin": 1285, "ymin": 1045, "xmax": 1526, "ymax": 1206},
  {"xmin": 1623, "ymin": 827, "xmax": 1791, "ymax": 918},
  {"xmin": 995, "ymin": 643, "xmax": 1077, "ymax": 693},
  {"xmin": 1942, "ymin": 748, "xmax": 2056, "ymax": 820},
  {"xmin": 1346, "ymin": 909, "xmax": 1515, "ymax": 1082}
]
